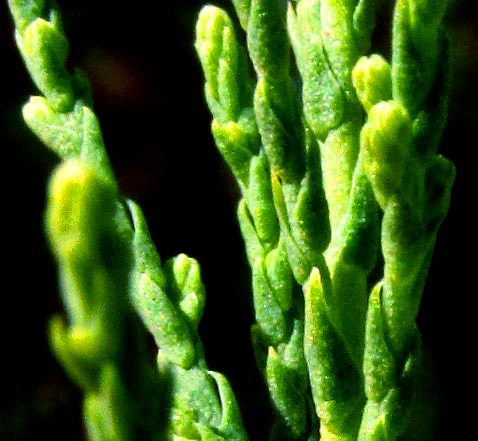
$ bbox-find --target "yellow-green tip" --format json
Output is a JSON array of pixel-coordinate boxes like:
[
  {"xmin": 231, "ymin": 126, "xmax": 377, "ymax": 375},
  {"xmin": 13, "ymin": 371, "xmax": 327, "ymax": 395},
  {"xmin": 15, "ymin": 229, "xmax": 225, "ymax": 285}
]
[{"xmin": 352, "ymin": 55, "xmax": 392, "ymax": 113}]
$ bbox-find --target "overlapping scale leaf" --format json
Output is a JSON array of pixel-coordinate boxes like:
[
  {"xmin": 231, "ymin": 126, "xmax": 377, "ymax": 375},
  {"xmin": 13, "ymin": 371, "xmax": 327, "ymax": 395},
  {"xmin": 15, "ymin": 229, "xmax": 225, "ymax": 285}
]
[{"xmin": 304, "ymin": 268, "xmax": 364, "ymax": 441}]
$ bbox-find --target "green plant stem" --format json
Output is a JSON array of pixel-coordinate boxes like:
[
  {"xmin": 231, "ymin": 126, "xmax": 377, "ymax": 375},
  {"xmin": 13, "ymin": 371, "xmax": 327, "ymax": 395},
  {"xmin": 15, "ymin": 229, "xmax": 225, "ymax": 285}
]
[
  {"xmin": 196, "ymin": 1, "xmax": 454, "ymax": 440},
  {"xmin": 8, "ymin": 0, "xmax": 455, "ymax": 439},
  {"xmin": 8, "ymin": 1, "xmax": 249, "ymax": 440}
]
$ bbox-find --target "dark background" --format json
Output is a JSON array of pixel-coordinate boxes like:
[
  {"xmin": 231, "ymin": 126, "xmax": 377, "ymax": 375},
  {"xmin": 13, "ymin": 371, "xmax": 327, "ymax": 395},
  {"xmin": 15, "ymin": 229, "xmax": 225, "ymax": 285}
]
[{"xmin": 1, "ymin": 1, "xmax": 476, "ymax": 440}]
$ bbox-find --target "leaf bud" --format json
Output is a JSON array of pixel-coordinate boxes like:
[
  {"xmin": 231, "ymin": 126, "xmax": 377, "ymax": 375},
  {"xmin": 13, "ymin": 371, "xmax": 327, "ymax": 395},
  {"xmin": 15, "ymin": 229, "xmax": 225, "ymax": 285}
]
[
  {"xmin": 361, "ymin": 101, "xmax": 412, "ymax": 210},
  {"xmin": 46, "ymin": 159, "xmax": 116, "ymax": 265},
  {"xmin": 19, "ymin": 18, "xmax": 74, "ymax": 111},
  {"xmin": 164, "ymin": 254, "xmax": 206, "ymax": 331},
  {"xmin": 353, "ymin": 54, "xmax": 392, "ymax": 112}
]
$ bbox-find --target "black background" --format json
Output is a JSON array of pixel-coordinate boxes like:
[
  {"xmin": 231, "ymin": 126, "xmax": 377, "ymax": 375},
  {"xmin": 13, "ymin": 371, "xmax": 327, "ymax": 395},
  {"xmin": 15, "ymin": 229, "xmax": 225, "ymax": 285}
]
[{"xmin": 1, "ymin": 1, "xmax": 476, "ymax": 440}]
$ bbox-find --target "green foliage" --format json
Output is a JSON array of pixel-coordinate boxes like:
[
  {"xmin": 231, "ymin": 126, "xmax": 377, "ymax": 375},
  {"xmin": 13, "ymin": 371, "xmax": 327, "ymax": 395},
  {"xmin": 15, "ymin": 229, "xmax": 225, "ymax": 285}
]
[
  {"xmin": 8, "ymin": 0, "xmax": 454, "ymax": 440},
  {"xmin": 196, "ymin": 0, "xmax": 453, "ymax": 440},
  {"xmin": 8, "ymin": 1, "xmax": 248, "ymax": 440}
]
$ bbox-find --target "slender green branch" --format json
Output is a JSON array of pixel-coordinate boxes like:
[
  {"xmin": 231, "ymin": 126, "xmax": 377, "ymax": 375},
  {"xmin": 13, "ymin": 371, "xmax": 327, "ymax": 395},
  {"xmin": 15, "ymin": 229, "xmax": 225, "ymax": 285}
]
[
  {"xmin": 8, "ymin": 1, "xmax": 248, "ymax": 440},
  {"xmin": 196, "ymin": 1, "xmax": 454, "ymax": 440},
  {"xmin": 8, "ymin": 0, "xmax": 455, "ymax": 439}
]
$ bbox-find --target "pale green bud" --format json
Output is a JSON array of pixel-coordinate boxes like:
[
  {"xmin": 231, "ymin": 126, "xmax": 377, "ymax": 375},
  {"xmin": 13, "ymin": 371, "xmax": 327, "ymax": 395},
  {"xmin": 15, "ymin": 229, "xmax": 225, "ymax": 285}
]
[
  {"xmin": 196, "ymin": 5, "xmax": 253, "ymax": 123},
  {"xmin": 353, "ymin": 55, "xmax": 392, "ymax": 112},
  {"xmin": 46, "ymin": 159, "xmax": 115, "ymax": 265},
  {"xmin": 212, "ymin": 119, "xmax": 255, "ymax": 186},
  {"xmin": 195, "ymin": 6, "xmax": 230, "ymax": 107},
  {"xmin": 164, "ymin": 254, "xmax": 206, "ymax": 331},
  {"xmin": 23, "ymin": 97, "xmax": 84, "ymax": 157},
  {"xmin": 16, "ymin": 17, "xmax": 74, "ymax": 111},
  {"xmin": 361, "ymin": 101, "xmax": 412, "ymax": 210}
]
